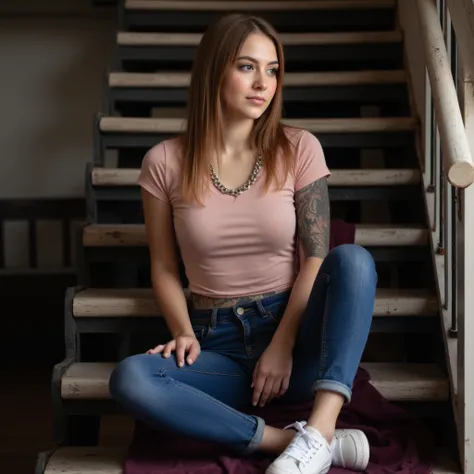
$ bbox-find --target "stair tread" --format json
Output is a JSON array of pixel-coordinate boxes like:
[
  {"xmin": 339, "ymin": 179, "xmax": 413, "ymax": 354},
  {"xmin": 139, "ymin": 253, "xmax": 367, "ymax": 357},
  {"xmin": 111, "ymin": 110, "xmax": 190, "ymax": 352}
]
[
  {"xmin": 108, "ymin": 70, "xmax": 407, "ymax": 88},
  {"xmin": 82, "ymin": 223, "xmax": 429, "ymax": 247},
  {"xmin": 73, "ymin": 287, "xmax": 438, "ymax": 318},
  {"xmin": 43, "ymin": 446, "xmax": 459, "ymax": 474},
  {"xmin": 99, "ymin": 116, "xmax": 417, "ymax": 134},
  {"xmin": 60, "ymin": 361, "xmax": 449, "ymax": 401},
  {"xmin": 92, "ymin": 167, "xmax": 420, "ymax": 187},
  {"xmin": 117, "ymin": 30, "xmax": 402, "ymax": 46},
  {"xmin": 125, "ymin": 0, "xmax": 396, "ymax": 12}
]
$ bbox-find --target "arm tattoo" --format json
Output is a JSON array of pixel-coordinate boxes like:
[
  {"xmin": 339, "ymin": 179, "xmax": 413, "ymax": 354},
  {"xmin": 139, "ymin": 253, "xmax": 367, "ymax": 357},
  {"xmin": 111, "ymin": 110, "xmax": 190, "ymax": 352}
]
[{"xmin": 295, "ymin": 176, "xmax": 330, "ymax": 259}]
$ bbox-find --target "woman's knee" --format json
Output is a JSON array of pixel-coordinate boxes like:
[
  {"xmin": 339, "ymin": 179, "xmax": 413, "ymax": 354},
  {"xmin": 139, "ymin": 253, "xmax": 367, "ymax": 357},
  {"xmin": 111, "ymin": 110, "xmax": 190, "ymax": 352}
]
[
  {"xmin": 325, "ymin": 244, "xmax": 377, "ymax": 285},
  {"xmin": 109, "ymin": 353, "xmax": 150, "ymax": 402}
]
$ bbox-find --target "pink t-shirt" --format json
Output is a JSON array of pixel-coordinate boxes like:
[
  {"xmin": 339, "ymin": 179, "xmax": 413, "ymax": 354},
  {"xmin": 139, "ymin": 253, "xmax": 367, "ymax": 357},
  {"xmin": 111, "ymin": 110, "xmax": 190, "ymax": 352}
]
[{"xmin": 138, "ymin": 128, "xmax": 330, "ymax": 298}]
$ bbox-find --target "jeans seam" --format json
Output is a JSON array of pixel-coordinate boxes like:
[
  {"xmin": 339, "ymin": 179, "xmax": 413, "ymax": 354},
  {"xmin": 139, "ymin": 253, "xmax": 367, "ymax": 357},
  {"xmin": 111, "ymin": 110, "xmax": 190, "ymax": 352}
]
[
  {"xmin": 317, "ymin": 273, "xmax": 329, "ymax": 380},
  {"xmin": 168, "ymin": 377, "xmax": 257, "ymax": 426},
  {"xmin": 156, "ymin": 368, "xmax": 244, "ymax": 378}
]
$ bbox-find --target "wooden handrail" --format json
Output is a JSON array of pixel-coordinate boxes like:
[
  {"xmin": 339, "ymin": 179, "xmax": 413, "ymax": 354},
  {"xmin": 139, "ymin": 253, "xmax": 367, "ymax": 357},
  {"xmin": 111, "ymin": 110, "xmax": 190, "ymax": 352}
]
[{"xmin": 416, "ymin": 0, "xmax": 474, "ymax": 188}]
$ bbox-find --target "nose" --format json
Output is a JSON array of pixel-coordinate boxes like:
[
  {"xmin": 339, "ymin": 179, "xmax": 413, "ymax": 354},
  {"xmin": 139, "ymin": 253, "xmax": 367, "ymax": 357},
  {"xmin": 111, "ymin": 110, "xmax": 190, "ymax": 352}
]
[{"xmin": 253, "ymin": 70, "xmax": 268, "ymax": 91}]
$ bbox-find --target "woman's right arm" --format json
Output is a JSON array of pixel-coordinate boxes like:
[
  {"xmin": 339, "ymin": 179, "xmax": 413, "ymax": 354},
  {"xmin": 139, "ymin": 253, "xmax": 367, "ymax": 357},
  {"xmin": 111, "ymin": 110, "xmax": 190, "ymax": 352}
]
[{"xmin": 141, "ymin": 188, "xmax": 200, "ymax": 365}]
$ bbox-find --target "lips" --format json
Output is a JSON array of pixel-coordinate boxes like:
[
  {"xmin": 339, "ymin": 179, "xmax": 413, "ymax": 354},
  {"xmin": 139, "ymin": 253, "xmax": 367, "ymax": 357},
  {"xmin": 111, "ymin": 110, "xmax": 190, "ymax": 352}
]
[{"xmin": 247, "ymin": 96, "xmax": 266, "ymax": 104}]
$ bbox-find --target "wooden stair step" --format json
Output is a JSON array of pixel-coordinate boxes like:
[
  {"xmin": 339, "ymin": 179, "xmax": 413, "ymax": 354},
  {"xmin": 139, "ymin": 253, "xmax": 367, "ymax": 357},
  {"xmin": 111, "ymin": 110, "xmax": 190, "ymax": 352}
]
[
  {"xmin": 43, "ymin": 447, "xmax": 123, "ymax": 474},
  {"xmin": 91, "ymin": 167, "xmax": 420, "ymax": 187},
  {"xmin": 117, "ymin": 30, "xmax": 402, "ymax": 47},
  {"xmin": 98, "ymin": 116, "xmax": 417, "ymax": 134},
  {"xmin": 59, "ymin": 361, "xmax": 449, "ymax": 401},
  {"xmin": 108, "ymin": 70, "xmax": 406, "ymax": 88},
  {"xmin": 125, "ymin": 0, "xmax": 396, "ymax": 12},
  {"xmin": 42, "ymin": 446, "xmax": 459, "ymax": 474},
  {"xmin": 72, "ymin": 287, "xmax": 438, "ymax": 318},
  {"xmin": 82, "ymin": 224, "xmax": 429, "ymax": 247}
]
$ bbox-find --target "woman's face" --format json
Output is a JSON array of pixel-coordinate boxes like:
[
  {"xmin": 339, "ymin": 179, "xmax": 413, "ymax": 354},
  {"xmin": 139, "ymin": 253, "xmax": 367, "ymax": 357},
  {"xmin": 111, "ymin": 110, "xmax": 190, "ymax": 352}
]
[{"xmin": 222, "ymin": 32, "xmax": 279, "ymax": 121}]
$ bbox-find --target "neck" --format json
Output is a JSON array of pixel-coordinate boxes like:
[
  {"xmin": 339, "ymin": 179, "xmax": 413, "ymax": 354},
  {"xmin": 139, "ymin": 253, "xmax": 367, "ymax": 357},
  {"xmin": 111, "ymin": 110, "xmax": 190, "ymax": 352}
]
[{"xmin": 221, "ymin": 117, "xmax": 255, "ymax": 158}]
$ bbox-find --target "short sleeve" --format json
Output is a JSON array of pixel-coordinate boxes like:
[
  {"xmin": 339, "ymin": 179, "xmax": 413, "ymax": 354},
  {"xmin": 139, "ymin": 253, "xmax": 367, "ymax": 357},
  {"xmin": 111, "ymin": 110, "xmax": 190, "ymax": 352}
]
[
  {"xmin": 294, "ymin": 130, "xmax": 331, "ymax": 192},
  {"xmin": 137, "ymin": 142, "xmax": 169, "ymax": 202}
]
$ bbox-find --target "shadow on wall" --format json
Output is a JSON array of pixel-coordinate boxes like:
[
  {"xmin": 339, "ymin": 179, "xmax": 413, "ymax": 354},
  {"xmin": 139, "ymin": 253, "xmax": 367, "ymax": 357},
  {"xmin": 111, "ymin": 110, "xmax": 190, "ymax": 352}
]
[{"xmin": 0, "ymin": 14, "xmax": 117, "ymax": 199}]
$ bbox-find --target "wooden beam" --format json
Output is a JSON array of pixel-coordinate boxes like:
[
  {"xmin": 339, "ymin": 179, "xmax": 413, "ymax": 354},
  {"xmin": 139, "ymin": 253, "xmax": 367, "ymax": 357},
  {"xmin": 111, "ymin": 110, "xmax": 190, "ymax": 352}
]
[
  {"xmin": 354, "ymin": 224, "xmax": 428, "ymax": 246},
  {"xmin": 60, "ymin": 361, "xmax": 449, "ymax": 401},
  {"xmin": 116, "ymin": 30, "xmax": 402, "ymax": 46},
  {"xmin": 98, "ymin": 116, "xmax": 417, "ymax": 134},
  {"xmin": 72, "ymin": 287, "xmax": 438, "ymax": 317},
  {"xmin": 124, "ymin": 0, "xmax": 396, "ymax": 12},
  {"xmin": 82, "ymin": 224, "xmax": 429, "ymax": 247},
  {"xmin": 108, "ymin": 70, "xmax": 407, "ymax": 88},
  {"xmin": 44, "ymin": 446, "xmax": 460, "ymax": 474},
  {"xmin": 91, "ymin": 168, "xmax": 420, "ymax": 187}
]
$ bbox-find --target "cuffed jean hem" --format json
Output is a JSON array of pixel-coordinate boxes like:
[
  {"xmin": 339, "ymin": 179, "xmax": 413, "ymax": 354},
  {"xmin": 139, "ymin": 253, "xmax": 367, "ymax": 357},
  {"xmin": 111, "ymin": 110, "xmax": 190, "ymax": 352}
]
[
  {"xmin": 312, "ymin": 379, "xmax": 352, "ymax": 404},
  {"xmin": 242, "ymin": 416, "xmax": 266, "ymax": 455}
]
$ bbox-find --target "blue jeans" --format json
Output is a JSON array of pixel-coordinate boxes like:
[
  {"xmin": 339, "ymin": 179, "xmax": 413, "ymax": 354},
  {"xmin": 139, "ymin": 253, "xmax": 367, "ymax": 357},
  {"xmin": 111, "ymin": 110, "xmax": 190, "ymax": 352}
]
[{"xmin": 109, "ymin": 244, "xmax": 377, "ymax": 455}]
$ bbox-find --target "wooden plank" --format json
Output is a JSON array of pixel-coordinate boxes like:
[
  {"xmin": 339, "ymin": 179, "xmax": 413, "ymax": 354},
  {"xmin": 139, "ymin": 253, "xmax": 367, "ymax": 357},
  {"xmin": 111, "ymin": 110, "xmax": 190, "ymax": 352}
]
[
  {"xmin": 83, "ymin": 224, "xmax": 146, "ymax": 247},
  {"xmin": 72, "ymin": 287, "xmax": 438, "ymax": 318},
  {"xmin": 98, "ymin": 116, "xmax": 417, "ymax": 134},
  {"xmin": 125, "ymin": 0, "xmax": 396, "ymax": 11},
  {"xmin": 82, "ymin": 224, "xmax": 429, "ymax": 247},
  {"xmin": 116, "ymin": 30, "xmax": 403, "ymax": 46},
  {"xmin": 361, "ymin": 363, "xmax": 449, "ymax": 402},
  {"xmin": 372, "ymin": 288, "xmax": 438, "ymax": 316},
  {"xmin": 44, "ymin": 447, "xmax": 124, "ymax": 474},
  {"xmin": 80, "ymin": 224, "xmax": 427, "ymax": 247},
  {"xmin": 108, "ymin": 70, "xmax": 407, "ymax": 88},
  {"xmin": 91, "ymin": 168, "xmax": 420, "ymax": 187},
  {"xmin": 61, "ymin": 363, "xmax": 116, "ymax": 400},
  {"xmin": 60, "ymin": 361, "xmax": 449, "ymax": 401},
  {"xmin": 44, "ymin": 446, "xmax": 459, "ymax": 474},
  {"xmin": 328, "ymin": 169, "xmax": 420, "ymax": 186},
  {"xmin": 354, "ymin": 224, "xmax": 428, "ymax": 246}
]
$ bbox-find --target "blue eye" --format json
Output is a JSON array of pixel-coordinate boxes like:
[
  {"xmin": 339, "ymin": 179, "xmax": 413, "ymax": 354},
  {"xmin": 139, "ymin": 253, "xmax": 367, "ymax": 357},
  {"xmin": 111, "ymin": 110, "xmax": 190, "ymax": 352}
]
[{"xmin": 239, "ymin": 64, "xmax": 253, "ymax": 71}]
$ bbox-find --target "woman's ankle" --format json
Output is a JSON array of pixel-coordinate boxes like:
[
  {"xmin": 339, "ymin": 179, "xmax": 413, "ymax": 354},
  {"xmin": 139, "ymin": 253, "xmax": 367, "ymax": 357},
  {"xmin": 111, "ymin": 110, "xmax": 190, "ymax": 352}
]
[
  {"xmin": 306, "ymin": 390, "xmax": 344, "ymax": 443},
  {"xmin": 258, "ymin": 425, "xmax": 294, "ymax": 454}
]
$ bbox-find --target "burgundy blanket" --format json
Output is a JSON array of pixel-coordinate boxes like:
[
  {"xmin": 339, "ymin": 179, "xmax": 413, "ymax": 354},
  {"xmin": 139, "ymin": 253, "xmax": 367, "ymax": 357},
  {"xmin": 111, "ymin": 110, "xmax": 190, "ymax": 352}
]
[{"xmin": 124, "ymin": 220, "xmax": 435, "ymax": 474}]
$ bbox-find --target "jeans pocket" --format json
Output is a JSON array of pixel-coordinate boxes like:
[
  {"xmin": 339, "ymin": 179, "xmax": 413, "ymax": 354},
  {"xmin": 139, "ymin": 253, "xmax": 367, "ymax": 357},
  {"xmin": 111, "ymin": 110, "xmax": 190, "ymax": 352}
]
[{"xmin": 263, "ymin": 300, "xmax": 287, "ymax": 324}]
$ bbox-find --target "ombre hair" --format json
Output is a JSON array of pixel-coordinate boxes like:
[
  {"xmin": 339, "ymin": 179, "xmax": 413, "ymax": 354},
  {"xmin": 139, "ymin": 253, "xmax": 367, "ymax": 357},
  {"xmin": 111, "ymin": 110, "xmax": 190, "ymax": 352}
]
[{"xmin": 180, "ymin": 13, "xmax": 295, "ymax": 204}]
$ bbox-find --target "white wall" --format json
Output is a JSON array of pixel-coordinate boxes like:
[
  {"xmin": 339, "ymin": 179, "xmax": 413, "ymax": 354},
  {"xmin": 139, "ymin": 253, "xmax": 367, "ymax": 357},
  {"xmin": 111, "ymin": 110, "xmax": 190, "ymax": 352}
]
[{"xmin": 0, "ymin": 1, "xmax": 117, "ymax": 198}]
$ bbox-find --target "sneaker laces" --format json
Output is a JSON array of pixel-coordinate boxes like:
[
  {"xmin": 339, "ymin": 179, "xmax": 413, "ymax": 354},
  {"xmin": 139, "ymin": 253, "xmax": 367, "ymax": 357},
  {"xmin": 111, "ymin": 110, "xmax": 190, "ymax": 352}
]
[{"xmin": 282, "ymin": 421, "xmax": 324, "ymax": 467}]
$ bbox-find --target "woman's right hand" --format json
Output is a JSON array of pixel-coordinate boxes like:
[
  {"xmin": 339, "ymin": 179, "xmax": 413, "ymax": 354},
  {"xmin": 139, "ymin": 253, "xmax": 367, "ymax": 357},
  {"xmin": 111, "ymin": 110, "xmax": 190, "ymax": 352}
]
[{"xmin": 146, "ymin": 334, "xmax": 201, "ymax": 367}]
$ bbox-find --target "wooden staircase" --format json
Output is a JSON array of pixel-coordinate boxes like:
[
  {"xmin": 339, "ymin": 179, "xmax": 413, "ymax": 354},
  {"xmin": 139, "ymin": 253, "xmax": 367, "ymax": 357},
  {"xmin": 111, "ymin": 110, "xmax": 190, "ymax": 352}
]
[{"xmin": 36, "ymin": 1, "xmax": 462, "ymax": 472}]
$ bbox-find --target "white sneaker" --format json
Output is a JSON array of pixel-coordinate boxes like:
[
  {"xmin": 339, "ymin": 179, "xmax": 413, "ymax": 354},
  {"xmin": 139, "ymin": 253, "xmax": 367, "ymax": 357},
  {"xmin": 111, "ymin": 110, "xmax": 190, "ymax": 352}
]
[
  {"xmin": 266, "ymin": 421, "xmax": 332, "ymax": 474},
  {"xmin": 331, "ymin": 429, "xmax": 370, "ymax": 471}
]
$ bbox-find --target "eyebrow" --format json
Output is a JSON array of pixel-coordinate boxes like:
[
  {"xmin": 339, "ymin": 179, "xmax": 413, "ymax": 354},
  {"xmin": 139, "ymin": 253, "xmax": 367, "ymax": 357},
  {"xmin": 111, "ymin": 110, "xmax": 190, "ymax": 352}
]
[{"xmin": 237, "ymin": 56, "xmax": 279, "ymax": 66}]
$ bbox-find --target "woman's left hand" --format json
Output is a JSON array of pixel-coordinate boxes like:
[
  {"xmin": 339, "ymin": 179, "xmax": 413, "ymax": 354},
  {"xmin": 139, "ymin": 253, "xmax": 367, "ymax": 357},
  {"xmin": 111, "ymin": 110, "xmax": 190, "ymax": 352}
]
[{"xmin": 251, "ymin": 341, "xmax": 293, "ymax": 407}]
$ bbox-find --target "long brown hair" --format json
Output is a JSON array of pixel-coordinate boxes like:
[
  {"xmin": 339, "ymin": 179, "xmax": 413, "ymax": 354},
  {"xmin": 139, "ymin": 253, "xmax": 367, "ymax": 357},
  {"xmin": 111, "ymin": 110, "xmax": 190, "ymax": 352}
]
[{"xmin": 180, "ymin": 13, "xmax": 295, "ymax": 205}]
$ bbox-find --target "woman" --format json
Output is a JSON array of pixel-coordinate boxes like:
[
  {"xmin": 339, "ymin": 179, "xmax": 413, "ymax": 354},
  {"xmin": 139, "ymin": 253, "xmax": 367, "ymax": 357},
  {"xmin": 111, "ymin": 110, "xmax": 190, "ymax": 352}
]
[{"xmin": 109, "ymin": 13, "xmax": 377, "ymax": 474}]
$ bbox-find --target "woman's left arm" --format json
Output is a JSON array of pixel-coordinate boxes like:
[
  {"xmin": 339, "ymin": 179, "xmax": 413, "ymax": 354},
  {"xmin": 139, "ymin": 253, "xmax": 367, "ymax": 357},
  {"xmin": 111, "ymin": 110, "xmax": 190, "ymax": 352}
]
[
  {"xmin": 272, "ymin": 175, "xmax": 330, "ymax": 350},
  {"xmin": 251, "ymin": 175, "xmax": 330, "ymax": 407}
]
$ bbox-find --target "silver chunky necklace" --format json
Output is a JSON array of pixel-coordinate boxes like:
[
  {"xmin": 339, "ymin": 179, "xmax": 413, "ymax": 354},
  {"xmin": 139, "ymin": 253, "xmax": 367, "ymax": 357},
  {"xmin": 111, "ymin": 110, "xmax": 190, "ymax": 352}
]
[{"xmin": 209, "ymin": 156, "xmax": 263, "ymax": 197}]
